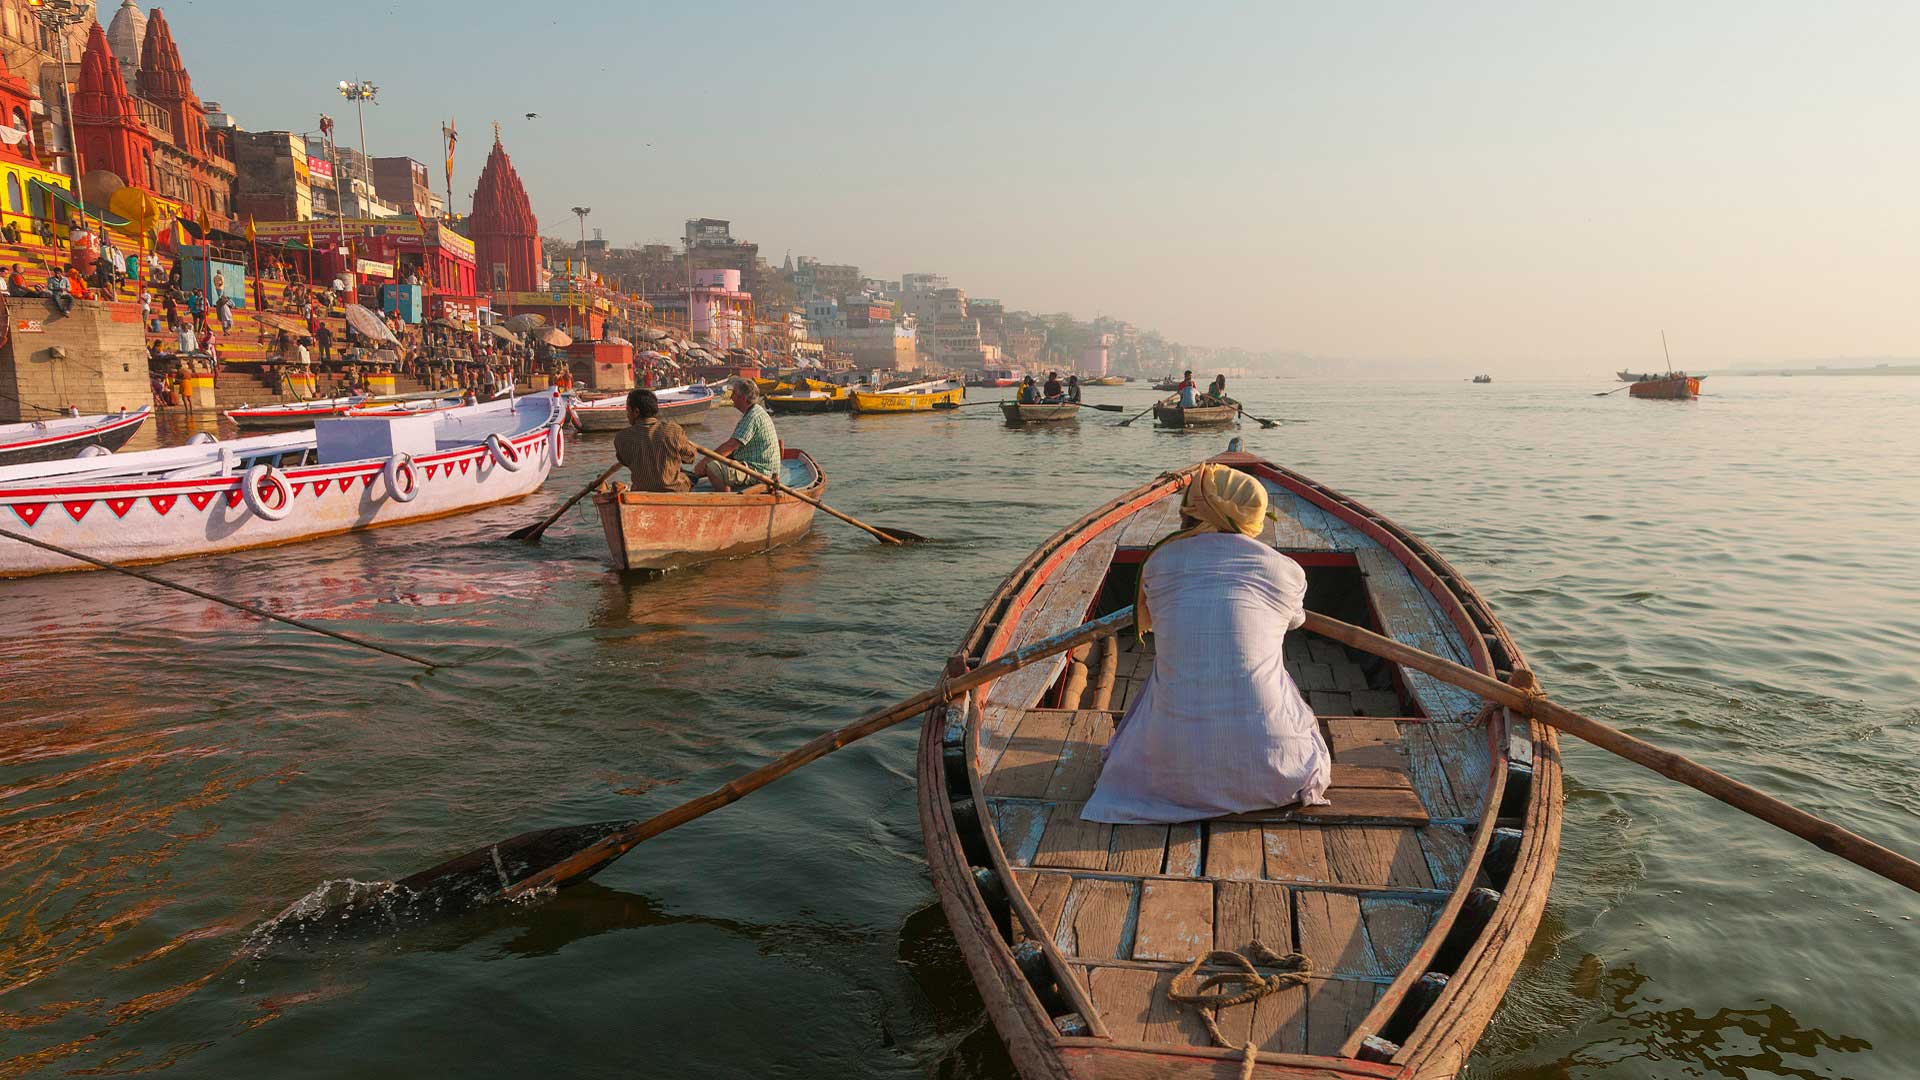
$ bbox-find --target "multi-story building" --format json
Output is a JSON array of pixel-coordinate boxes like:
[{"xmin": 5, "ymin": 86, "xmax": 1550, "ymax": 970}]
[
  {"xmin": 372, "ymin": 156, "xmax": 436, "ymax": 218},
  {"xmin": 232, "ymin": 130, "xmax": 313, "ymax": 222}
]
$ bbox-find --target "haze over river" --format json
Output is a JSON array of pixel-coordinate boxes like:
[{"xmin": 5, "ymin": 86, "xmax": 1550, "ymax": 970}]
[{"xmin": 3, "ymin": 376, "xmax": 1914, "ymax": 1078}]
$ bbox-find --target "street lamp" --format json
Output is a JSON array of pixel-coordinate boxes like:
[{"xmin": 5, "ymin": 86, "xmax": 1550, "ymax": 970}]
[
  {"xmin": 336, "ymin": 79, "xmax": 378, "ymax": 214},
  {"xmin": 569, "ymin": 207, "xmax": 590, "ymax": 328},
  {"xmin": 27, "ymin": 0, "xmax": 89, "ymax": 195}
]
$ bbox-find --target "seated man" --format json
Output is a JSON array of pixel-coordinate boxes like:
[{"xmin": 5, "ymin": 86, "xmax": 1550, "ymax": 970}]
[
  {"xmin": 695, "ymin": 378, "xmax": 780, "ymax": 492},
  {"xmin": 613, "ymin": 388, "xmax": 698, "ymax": 493},
  {"xmin": 1082, "ymin": 464, "xmax": 1330, "ymax": 824},
  {"xmin": 1043, "ymin": 370, "xmax": 1064, "ymax": 401},
  {"xmin": 1016, "ymin": 375, "xmax": 1038, "ymax": 404},
  {"xmin": 1176, "ymin": 369, "xmax": 1198, "ymax": 408}
]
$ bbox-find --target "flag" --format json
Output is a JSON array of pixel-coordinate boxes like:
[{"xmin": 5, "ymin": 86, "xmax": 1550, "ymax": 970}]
[
  {"xmin": 443, "ymin": 118, "xmax": 457, "ymax": 194},
  {"xmin": 245, "ymin": 216, "xmax": 256, "ymax": 243}
]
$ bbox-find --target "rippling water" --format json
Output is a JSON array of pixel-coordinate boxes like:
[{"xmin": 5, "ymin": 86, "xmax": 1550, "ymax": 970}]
[{"xmin": 2, "ymin": 376, "xmax": 1915, "ymax": 1078}]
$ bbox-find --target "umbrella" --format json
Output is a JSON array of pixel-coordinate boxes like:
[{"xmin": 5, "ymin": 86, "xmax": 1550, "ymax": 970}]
[
  {"xmin": 531, "ymin": 326, "xmax": 573, "ymax": 348},
  {"xmin": 604, "ymin": 334, "xmax": 632, "ymax": 347},
  {"xmin": 639, "ymin": 327, "xmax": 668, "ymax": 341},
  {"xmin": 428, "ymin": 317, "xmax": 457, "ymax": 329},
  {"xmin": 505, "ymin": 313, "xmax": 546, "ymax": 333},
  {"xmin": 344, "ymin": 303, "xmax": 399, "ymax": 344},
  {"xmin": 254, "ymin": 312, "xmax": 310, "ymax": 336},
  {"xmin": 484, "ymin": 324, "xmax": 524, "ymax": 346}
]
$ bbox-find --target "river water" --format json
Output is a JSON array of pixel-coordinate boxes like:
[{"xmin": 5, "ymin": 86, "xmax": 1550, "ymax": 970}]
[{"xmin": 2, "ymin": 376, "xmax": 1914, "ymax": 1079}]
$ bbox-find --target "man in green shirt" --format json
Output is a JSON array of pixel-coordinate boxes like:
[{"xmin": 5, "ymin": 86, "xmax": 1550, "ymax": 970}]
[{"xmin": 698, "ymin": 378, "xmax": 781, "ymax": 491}]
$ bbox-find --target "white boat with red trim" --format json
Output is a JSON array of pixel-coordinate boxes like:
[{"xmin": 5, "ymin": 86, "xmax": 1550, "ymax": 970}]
[
  {"xmin": 223, "ymin": 394, "xmax": 370, "ymax": 429},
  {"xmin": 569, "ymin": 383, "xmax": 719, "ymax": 432},
  {"xmin": 0, "ymin": 407, "xmax": 151, "ymax": 466},
  {"xmin": 0, "ymin": 391, "xmax": 566, "ymax": 577}
]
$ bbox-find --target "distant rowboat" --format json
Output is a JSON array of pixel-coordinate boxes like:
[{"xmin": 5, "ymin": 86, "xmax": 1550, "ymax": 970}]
[
  {"xmin": 1628, "ymin": 374, "xmax": 1704, "ymax": 400},
  {"xmin": 1153, "ymin": 401, "xmax": 1238, "ymax": 428},
  {"xmin": 223, "ymin": 394, "xmax": 369, "ymax": 429},
  {"xmin": 592, "ymin": 448, "xmax": 824, "ymax": 571},
  {"xmin": 0, "ymin": 407, "xmax": 150, "ymax": 465},
  {"xmin": 1089, "ymin": 376, "xmax": 1127, "ymax": 386},
  {"xmin": 849, "ymin": 379, "xmax": 965, "ymax": 414},
  {"xmin": 767, "ymin": 380, "xmax": 850, "ymax": 414},
  {"xmin": 921, "ymin": 446, "xmax": 1559, "ymax": 1078},
  {"xmin": 569, "ymin": 384, "xmax": 719, "ymax": 431}
]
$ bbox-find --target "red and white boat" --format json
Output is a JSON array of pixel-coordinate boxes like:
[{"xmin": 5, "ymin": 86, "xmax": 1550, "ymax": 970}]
[
  {"xmin": 0, "ymin": 391, "xmax": 566, "ymax": 577},
  {"xmin": 0, "ymin": 407, "xmax": 150, "ymax": 466},
  {"xmin": 569, "ymin": 383, "xmax": 719, "ymax": 432},
  {"xmin": 223, "ymin": 394, "xmax": 370, "ymax": 429}
]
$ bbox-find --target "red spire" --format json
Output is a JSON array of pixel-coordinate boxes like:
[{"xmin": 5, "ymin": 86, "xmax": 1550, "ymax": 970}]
[
  {"xmin": 135, "ymin": 8, "xmax": 194, "ymax": 105},
  {"xmin": 470, "ymin": 136, "xmax": 541, "ymax": 292},
  {"xmin": 74, "ymin": 22, "xmax": 139, "ymax": 126}
]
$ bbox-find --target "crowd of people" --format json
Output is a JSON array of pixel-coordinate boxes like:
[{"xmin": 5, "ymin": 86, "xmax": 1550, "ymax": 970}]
[{"xmin": 1014, "ymin": 370, "xmax": 1083, "ymax": 404}]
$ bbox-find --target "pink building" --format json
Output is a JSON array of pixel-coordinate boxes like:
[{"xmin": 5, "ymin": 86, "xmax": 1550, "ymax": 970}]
[{"xmin": 691, "ymin": 268, "xmax": 750, "ymax": 348}]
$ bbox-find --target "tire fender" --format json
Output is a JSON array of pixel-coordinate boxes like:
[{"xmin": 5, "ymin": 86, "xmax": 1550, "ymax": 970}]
[
  {"xmin": 485, "ymin": 434, "xmax": 524, "ymax": 473},
  {"xmin": 240, "ymin": 463, "xmax": 293, "ymax": 521},
  {"xmin": 384, "ymin": 453, "xmax": 420, "ymax": 502}
]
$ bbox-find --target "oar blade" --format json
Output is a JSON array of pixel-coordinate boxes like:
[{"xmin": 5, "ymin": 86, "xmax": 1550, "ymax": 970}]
[
  {"xmin": 1089, "ymin": 403, "xmax": 1125, "ymax": 412},
  {"xmin": 394, "ymin": 819, "xmax": 639, "ymax": 907},
  {"xmin": 506, "ymin": 522, "xmax": 545, "ymax": 541},
  {"xmin": 878, "ymin": 527, "xmax": 931, "ymax": 543}
]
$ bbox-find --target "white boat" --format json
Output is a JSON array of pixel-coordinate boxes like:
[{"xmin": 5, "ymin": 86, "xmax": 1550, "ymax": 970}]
[
  {"xmin": 0, "ymin": 407, "xmax": 151, "ymax": 466},
  {"xmin": 0, "ymin": 391, "xmax": 566, "ymax": 577},
  {"xmin": 568, "ymin": 383, "xmax": 719, "ymax": 432},
  {"xmin": 223, "ymin": 394, "xmax": 370, "ymax": 429}
]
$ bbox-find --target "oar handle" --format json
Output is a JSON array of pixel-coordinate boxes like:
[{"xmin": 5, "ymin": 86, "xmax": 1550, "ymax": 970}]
[
  {"xmin": 690, "ymin": 444, "xmax": 901, "ymax": 545},
  {"xmin": 506, "ymin": 605, "xmax": 1140, "ymax": 895},
  {"xmin": 1301, "ymin": 612, "xmax": 1920, "ymax": 896}
]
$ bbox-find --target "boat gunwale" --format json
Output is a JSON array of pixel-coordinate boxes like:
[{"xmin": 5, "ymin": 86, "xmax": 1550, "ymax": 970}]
[
  {"xmin": 919, "ymin": 452, "xmax": 1562, "ymax": 1078},
  {"xmin": 0, "ymin": 406, "xmax": 151, "ymax": 453},
  {"xmin": 599, "ymin": 447, "xmax": 825, "ymax": 510}
]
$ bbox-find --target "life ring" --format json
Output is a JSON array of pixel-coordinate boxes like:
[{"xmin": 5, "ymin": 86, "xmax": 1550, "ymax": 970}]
[
  {"xmin": 384, "ymin": 453, "xmax": 420, "ymax": 502},
  {"xmin": 547, "ymin": 422, "xmax": 566, "ymax": 466},
  {"xmin": 240, "ymin": 463, "xmax": 293, "ymax": 521},
  {"xmin": 485, "ymin": 433, "xmax": 523, "ymax": 472}
]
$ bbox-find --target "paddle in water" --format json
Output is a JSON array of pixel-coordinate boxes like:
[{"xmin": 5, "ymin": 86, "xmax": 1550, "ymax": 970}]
[
  {"xmin": 689, "ymin": 444, "xmax": 927, "ymax": 544},
  {"xmin": 509, "ymin": 462, "xmax": 621, "ymax": 541},
  {"xmin": 1301, "ymin": 611, "xmax": 1920, "ymax": 896},
  {"xmin": 1117, "ymin": 397, "xmax": 1172, "ymax": 427},
  {"xmin": 266, "ymin": 606, "xmax": 1138, "ymax": 931}
]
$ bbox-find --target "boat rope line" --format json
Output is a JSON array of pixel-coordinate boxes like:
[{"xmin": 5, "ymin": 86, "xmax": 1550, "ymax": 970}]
[
  {"xmin": 0, "ymin": 526, "xmax": 440, "ymax": 668},
  {"xmin": 1165, "ymin": 942, "xmax": 1313, "ymax": 1080}
]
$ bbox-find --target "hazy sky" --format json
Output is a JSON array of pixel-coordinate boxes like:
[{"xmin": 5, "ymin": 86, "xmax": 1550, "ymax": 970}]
[{"xmin": 158, "ymin": 1, "xmax": 1917, "ymax": 367}]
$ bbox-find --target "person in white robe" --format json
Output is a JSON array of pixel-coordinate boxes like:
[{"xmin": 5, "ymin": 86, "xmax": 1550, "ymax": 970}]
[{"xmin": 1082, "ymin": 464, "xmax": 1332, "ymax": 825}]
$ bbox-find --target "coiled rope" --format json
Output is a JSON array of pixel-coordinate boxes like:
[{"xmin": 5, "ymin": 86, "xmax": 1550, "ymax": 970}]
[{"xmin": 1165, "ymin": 942, "xmax": 1313, "ymax": 1080}]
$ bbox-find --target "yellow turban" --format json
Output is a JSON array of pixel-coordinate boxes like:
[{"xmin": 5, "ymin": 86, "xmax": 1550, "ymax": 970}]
[{"xmin": 1135, "ymin": 464, "xmax": 1270, "ymax": 637}]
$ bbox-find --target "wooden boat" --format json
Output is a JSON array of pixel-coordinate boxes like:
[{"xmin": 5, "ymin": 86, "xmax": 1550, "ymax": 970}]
[
  {"xmin": 1628, "ymin": 374, "xmax": 1703, "ymax": 400},
  {"xmin": 223, "ymin": 394, "xmax": 369, "ymax": 429},
  {"xmin": 849, "ymin": 379, "xmax": 965, "ymax": 414},
  {"xmin": 1616, "ymin": 370, "xmax": 1652, "ymax": 382},
  {"xmin": 1152, "ymin": 378, "xmax": 1181, "ymax": 392},
  {"xmin": 1090, "ymin": 376, "xmax": 1127, "ymax": 387},
  {"xmin": 569, "ymin": 384, "xmax": 718, "ymax": 431},
  {"xmin": 0, "ymin": 392, "xmax": 565, "ymax": 577},
  {"xmin": 1002, "ymin": 401, "xmax": 1081, "ymax": 425},
  {"xmin": 592, "ymin": 448, "xmax": 823, "ymax": 572},
  {"xmin": 1153, "ymin": 402, "xmax": 1238, "ymax": 428},
  {"xmin": 918, "ymin": 446, "xmax": 1560, "ymax": 1079},
  {"xmin": 767, "ymin": 380, "xmax": 851, "ymax": 414},
  {"xmin": 0, "ymin": 406, "xmax": 150, "ymax": 465},
  {"xmin": 1470, "ymin": 375, "xmax": 1492, "ymax": 384}
]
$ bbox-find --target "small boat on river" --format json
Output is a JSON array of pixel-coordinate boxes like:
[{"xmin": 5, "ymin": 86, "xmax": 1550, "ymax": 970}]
[
  {"xmin": 1471, "ymin": 375, "xmax": 1492, "ymax": 384},
  {"xmin": 223, "ymin": 394, "xmax": 369, "ymax": 429},
  {"xmin": 570, "ymin": 384, "xmax": 718, "ymax": 431},
  {"xmin": 1153, "ymin": 401, "xmax": 1238, "ymax": 428},
  {"xmin": 0, "ymin": 392, "xmax": 564, "ymax": 577},
  {"xmin": 919, "ymin": 446, "xmax": 1559, "ymax": 1078},
  {"xmin": 1001, "ymin": 401, "xmax": 1080, "ymax": 426},
  {"xmin": 0, "ymin": 407, "xmax": 150, "ymax": 465},
  {"xmin": 592, "ymin": 448, "xmax": 824, "ymax": 571},
  {"xmin": 1628, "ymin": 373, "xmax": 1704, "ymax": 400},
  {"xmin": 767, "ymin": 381, "xmax": 850, "ymax": 414},
  {"xmin": 1616, "ymin": 370, "xmax": 1653, "ymax": 382},
  {"xmin": 1089, "ymin": 376, "xmax": 1127, "ymax": 386},
  {"xmin": 850, "ymin": 379, "xmax": 964, "ymax": 414}
]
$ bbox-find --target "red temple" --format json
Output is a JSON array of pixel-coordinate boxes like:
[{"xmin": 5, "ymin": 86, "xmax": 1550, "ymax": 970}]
[
  {"xmin": 468, "ymin": 136, "xmax": 540, "ymax": 294},
  {"xmin": 72, "ymin": 21, "xmax": 155, "ymax": 192}
]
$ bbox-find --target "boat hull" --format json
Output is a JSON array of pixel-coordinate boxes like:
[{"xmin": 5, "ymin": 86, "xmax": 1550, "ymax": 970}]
[
  {"xmin": 1628, "ymin": 376, "xmax": 1703, "ymax": 400},
  {"xmin": 593, "ymin": 448, "xmax": 823, "ymax": 571},
  {"xmin": 1001, "ymin": 402, "xmax": 1080, "ymax": 425},
  {"xmin": 224, "ymin": 397, "xmax": 369, "ymax": 429},
  {"xmin": 571, "ymin": 390, "xmax": 718, "ymax": 431},
  {"xmin": 0, "ymin": 408, "xmax": 149, "ymax": 466},
  {"xmin": 918, "ymin": 450, "xmax": 1561, "ymax": 1079},
  {"xmin": 1153, "ymin": 402, "xmax": 1238, "ymax": 428},
  {"xmin": 0, "ymin": 396, "xmax": 563, "ymax": 577},
  {"xmin": 767, "ymin": 393, "xmax": 848, "ymax": 414},
  {"xmin": 850, "ymin": 386, "xmax": 965, "ymax": 413}
]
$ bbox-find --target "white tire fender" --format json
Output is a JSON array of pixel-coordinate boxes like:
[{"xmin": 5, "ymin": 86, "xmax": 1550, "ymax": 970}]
[
  {"xmin": 384, "ymin": 453, "xmax": 420, "ymax": 502},
  {"xmin": 547, "ymin": 422, "xmax": 566, "ymax": 467},
  {"xmin": 485, "ymin": 433, "xmax": 524, "ymax": 472},
  {"xmin": 240, "ymin": 463, "xmax": 293, "ymax": 521}
]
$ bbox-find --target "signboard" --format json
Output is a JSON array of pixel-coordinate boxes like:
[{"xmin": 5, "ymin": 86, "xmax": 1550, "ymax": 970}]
[
  {"xmin": 306, "ymin": 155, "xmax": 334, "ymax": 181},
  {"xmin": 252, "ymin": 218, "xmax": 474, "ymax": 262},
  {"xmin": 12, "ymin": 317, "xmax": 43, "ymax": 334},
  {"xmin": 355, "ymin": 259, "xmax": 394, "ymax": 278}
]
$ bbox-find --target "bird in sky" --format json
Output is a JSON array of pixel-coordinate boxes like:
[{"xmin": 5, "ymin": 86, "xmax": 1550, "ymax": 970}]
[{"xmin": 525, "ymin": 112, "xmax": 539, "ymax": 120}]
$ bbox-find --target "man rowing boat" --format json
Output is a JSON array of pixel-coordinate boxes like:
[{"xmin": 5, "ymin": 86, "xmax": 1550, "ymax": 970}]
[
  {"xmin": 1082, "ymin": 464, "xmax": 1331, "ymax": 824},
  {"xmin": 613, "ymin": 388, "xmax": 698, "ymax": 493}
]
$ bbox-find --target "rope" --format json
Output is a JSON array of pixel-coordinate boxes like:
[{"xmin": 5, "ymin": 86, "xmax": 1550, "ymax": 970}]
[{"xmin": 1166, "ymin": 942, "xmax": 1312, "ymax": 1080}]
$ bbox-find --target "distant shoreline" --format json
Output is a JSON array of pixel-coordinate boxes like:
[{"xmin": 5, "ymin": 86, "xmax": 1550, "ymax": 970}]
[{"xmin": 1701, "ymin": 365, "xmax": 1920, "ymax": 377}]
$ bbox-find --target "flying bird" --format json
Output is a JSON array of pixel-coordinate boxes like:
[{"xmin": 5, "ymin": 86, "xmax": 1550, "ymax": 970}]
[{"xmin": 525, "ymin": 112, "xmax": 540, "ymax": 119}]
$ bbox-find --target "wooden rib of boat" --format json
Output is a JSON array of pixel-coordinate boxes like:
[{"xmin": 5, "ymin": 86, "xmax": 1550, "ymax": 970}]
[
  {"xmin": 592, "ymin": 448, "xmax": 823, "ymax": 572},
  {"xmin": 918, "ymin": 447, "xmax": 1561, "ymax": 1079},
  {"xmin": 569, "ymin": 384, "xmax": 718, "ymax": 431},
  {"xmin": 1627, "ymin": 374, "xmax": 1703, "ymax": 400},
  {"xmin": 223, "ymin": 394, "xmax": 369, "ymax": 429},
  {"xmin": 1002, "ymin": 402, "xmax": 1081, "ymax": 425},
  {"xmin": 0, "ymin": 406, "xmax": 150, "ymax": 465},
  {"xmin": 1153, "ymin": 402, "xmax": 1238, "ymax": 428},
  {"xmin": 849, "ymin": 379, "xmax": 965, "ymax": 414},
  {"xmin": 0, "ymin": 392, "xmax": 565, "ymax": 577}
]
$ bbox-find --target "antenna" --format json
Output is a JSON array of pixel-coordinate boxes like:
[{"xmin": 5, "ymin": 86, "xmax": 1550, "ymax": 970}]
[{"xmin": 1661, "ymin": 330, "xmax": 1673, "ymax": 373}]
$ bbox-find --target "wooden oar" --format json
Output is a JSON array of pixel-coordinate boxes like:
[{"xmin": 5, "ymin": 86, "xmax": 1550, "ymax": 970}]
[
  {"xmin": 1234, "ymin": 405, "xmax": 1281, "ymax": 429},
  {"xmin": 508, "ymin": 462, "xmax": 620, "ymax": 541},
  {"xmin": 1118, "ymin": 396, "xmax": 1174, "ymax": 427},
  {"xmin": 690, "ymin": 444, "xmax": 925, "ymax": 544},
  {"xmin": 0, "ymin": 526, "xmax": 438, "ymax": 668},
  {"xmin": 1594, "ymin": 384, "xmax": 1634, "ymax": 397},
  {"xmin": 1301, "ymin": 611, "xmax": 1920, "ymax": 895},
  {"xmin": 332, "ymin": 605, "xmax": 1138, "ymax": 916}
]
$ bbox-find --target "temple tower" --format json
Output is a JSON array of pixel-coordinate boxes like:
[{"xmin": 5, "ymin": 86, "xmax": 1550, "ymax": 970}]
[
  {"xmin": 103, "ymin": 0, "xmax": 146, "ymax": 87},
  {"xmin": 469, "ymin": 135, "xmax": 540, "ymax": 293},
  {"xmin": 71, "ymin": 21, "xmax": 153, "ymax": 189},
  {"xmin": 135, "ymin": 7, "xmax": 204, "ymax": 160}
]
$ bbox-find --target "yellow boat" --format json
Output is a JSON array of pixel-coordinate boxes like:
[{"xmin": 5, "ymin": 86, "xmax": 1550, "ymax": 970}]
[
  {"xmin": 767, "ymin": 380, "xmax": 851, "ymax": 414},
  {"xmin": 848, "ymin": 379, "xmax": 965, "ymax": 414}
]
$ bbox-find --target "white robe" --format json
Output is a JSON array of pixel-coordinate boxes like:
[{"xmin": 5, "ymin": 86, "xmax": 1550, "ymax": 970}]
[{"xmin": 1082, "ymin": 532, "xmax": 1331, "ymax": 824}]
